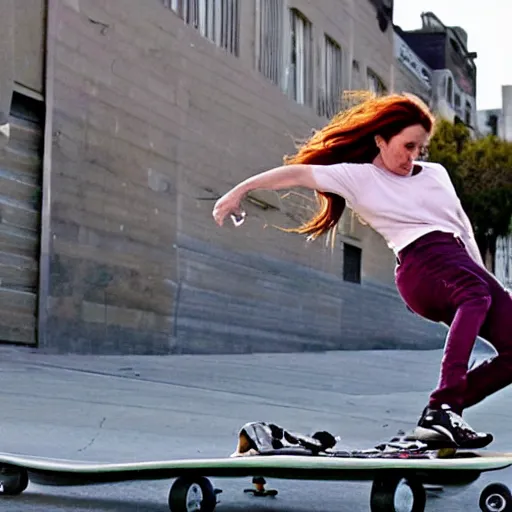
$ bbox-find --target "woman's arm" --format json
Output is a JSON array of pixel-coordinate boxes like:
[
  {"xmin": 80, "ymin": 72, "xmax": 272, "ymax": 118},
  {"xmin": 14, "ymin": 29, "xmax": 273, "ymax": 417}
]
[
  {"xmin": 213, "ymin": 162, "xmax": 361, "ymax": 226},
  {"xmin": 229, "ymin": 164, "xmax": 317, "ymax": 195},
  {"xmin": 212, "ymin": 164, "xmax": 317, "ymax": 226}
]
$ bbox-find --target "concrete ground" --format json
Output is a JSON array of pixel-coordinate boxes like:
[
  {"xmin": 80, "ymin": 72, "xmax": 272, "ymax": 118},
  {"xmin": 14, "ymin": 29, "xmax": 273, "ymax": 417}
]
[{"xmin": 0, "ymin": 340, "xmax": 510, "ymax": 512}]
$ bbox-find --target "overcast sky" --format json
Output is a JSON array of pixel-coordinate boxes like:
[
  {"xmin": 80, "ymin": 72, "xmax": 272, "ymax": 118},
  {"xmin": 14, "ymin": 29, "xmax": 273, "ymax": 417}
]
[{"xmin": 393, "ymin": 0, "xmax": 512, "ymax": 111}]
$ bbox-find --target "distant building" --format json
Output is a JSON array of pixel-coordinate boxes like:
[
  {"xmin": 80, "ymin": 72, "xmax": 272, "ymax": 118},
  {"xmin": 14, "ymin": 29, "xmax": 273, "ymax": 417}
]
[
  {"xmin": 495, "ymin": 237, "xmax": 512, "ymax": 290},
  {"xmin": 393, "ymin": 31, "xmax": 433, "ymax": 107},
  {"xmin": 394, "ymin": 12, "xmax": 477, "ymax": 130},
  {"xmin": 477, "ymin": 85, "xmax": 512, "ymax": 141}
]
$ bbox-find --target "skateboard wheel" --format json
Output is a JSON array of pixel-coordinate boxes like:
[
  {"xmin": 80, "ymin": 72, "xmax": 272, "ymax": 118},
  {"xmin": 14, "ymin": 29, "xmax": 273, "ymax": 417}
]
[
  {"xmin": 437, "ymin": 447, "xmax": 458, "ymax": 458},
  {"xmin": 0, "ymin": 465, "xmax": 29, "ymax": 496},
  {"xmin": 168, "ymin": 476, "xmax": 217, "ymax": 512},
  {"xmin": 370, "ymin": 476, "xmax": 426, "ymax": 512},
  {"xmin": 479, "ymin": 483, "xmax": 512, "ymax": 512}
]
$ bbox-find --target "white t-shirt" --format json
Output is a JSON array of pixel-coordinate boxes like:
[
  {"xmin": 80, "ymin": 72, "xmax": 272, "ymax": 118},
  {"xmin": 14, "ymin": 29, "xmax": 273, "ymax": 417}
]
[{"xmin": 311, "ymin": 161, "xmax": 483, "ymax": 264}]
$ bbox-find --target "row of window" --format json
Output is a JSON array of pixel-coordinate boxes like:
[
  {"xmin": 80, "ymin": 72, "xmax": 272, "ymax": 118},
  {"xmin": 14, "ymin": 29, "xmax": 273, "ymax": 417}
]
[
  {"xmin": 445, "ymin": 74, "xmax": 473, "ymax": 126},
  {"xmin": 163, "ymin": 0, "xmax": 386, "ymax": 119},
  {"xmin": 164, "ymin": 0, "xmax": 240, "ymax": 55},
  {"xmin": 259, "ymin": 3, "xmax": 351, "ymax": 118},
  {"xmin": 164, "ymin": 0, "xmax": 364, "ymax": 281}
]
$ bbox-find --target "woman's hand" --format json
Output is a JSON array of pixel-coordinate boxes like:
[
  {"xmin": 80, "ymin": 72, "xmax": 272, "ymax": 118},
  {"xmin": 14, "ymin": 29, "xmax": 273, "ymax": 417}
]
[
  {"xmin": 212, "ymin": 188, "xmax": 245, "ymax": 226},
  {"xmin": 212, "ymin": 164, "xmax": 316, "ymax": 227}
]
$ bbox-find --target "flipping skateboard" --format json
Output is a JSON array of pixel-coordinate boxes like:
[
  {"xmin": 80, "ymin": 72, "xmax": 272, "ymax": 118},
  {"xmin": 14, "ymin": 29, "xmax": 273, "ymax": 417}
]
[{"xmin": 1, "ymin": 449, "xmax": 512, "ymax": 512}]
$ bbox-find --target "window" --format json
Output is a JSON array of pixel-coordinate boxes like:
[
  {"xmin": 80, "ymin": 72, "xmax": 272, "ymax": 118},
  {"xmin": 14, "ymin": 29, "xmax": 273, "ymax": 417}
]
[
  {"xmin": 343, "ymin": 243, "xmax": 361, "ymax": 284},
  {"xmin": 450, "ymin": 37, "xmax": 461, "ymax": 55},
  {"xmin": 257, "ymin": 0, "xmax": 283, "ymax": 85},
  {"xmin": 287, "ymin": 9, "xmax": 312, "ymax": 106},
  {"xmin": 164, "ymin": 0, "xmax": 240, "ymax": 55},
  {"xmin": 487, "ymin": 114, "xmax": 498, "ymax": 136},
  {"xmin": 446, "ymin": 76, "xmax": 453, "ymax": 104},
  {"xmin": 465, "ymin": 100, "xmax": 472, "ymax": 126},
  {"xmin": 317, "ymin": 35, "xmax": 343, "ymax": 118},
  {"xmin": 367, "ymin": 69, "xmax": 386, "ymax": 96}
]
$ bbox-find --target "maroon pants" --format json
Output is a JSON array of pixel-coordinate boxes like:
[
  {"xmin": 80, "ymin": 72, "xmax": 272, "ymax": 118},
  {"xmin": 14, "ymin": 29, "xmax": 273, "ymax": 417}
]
[{"xmin": 395, "ymin": 231, "xmax": 512, "ymax": 414}]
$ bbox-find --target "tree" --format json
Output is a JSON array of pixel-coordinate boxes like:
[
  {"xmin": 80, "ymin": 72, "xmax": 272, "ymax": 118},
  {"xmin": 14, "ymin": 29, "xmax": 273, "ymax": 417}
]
[{"xmin": 428, "ymin": 119, "xmax": 512, "ymax": 271}]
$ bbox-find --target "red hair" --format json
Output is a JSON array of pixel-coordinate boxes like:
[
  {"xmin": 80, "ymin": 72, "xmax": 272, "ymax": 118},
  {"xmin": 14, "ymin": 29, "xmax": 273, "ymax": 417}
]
[{"xmin": 283, "ymin": 92, "xmax": 435, "ymax": 241}]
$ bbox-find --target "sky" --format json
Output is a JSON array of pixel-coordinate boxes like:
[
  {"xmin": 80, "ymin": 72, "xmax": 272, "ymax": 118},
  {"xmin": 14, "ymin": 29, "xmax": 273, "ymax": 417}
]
[{"xmin": 393, "ymin": 0, "xmax": 512, "ymax": 111}]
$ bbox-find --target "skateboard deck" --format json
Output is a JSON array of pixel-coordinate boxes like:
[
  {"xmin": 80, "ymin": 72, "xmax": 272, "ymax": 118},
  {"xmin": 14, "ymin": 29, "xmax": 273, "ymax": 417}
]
[
  {"xmin": 1, "ymin": 450, "xmax": 512, "ymax": 512},
  {"xmin": 1, "ymin": 451, "xmax": 512, "ymax": 481}
]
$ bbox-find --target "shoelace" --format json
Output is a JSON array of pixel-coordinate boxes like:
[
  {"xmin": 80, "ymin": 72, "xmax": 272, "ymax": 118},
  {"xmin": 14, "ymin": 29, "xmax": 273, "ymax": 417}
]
[{"xmin": 446, "ymin": 410, "xmax": 480, "ymax": 437}]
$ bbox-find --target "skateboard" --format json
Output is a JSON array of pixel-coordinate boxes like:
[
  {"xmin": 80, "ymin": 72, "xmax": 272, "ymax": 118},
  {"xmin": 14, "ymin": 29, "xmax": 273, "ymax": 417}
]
[{"xmin": 1, "ymin": 450, "xmax": 512, "ymax": 512}]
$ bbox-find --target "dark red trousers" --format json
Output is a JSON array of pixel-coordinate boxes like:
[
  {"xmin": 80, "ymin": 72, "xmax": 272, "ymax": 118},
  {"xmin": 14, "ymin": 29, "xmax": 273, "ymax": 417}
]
[{"xmin": 395, "ymin": 231, "xmax": 512, "ymax": 414}]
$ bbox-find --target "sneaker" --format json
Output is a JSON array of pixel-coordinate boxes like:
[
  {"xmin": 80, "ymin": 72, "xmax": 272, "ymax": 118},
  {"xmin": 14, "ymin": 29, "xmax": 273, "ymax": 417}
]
[{"xmin": 413, "ymin": 404, "xmax": 493, "ymax": 449}]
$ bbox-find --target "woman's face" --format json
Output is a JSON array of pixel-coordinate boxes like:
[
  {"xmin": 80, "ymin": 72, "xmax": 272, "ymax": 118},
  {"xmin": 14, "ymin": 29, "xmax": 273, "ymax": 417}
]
[{"xmin": 376, "ymin": 124, "xmax": 430, "ymax": 176}]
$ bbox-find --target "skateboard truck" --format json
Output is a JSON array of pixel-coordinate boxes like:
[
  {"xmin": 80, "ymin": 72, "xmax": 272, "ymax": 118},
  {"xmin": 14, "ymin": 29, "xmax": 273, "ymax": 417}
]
[
  {"xmin": 243, "ymin": 476, "xmax": 278, "ymax": 497},
  {"xmin": 214, "ymin": 487, "xmax": 222, "ymax": 504}
]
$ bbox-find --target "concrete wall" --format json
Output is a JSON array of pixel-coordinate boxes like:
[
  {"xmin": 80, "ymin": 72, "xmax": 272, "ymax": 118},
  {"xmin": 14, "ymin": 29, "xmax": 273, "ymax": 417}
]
[
  {"xmin": 0, "ymin": 1, "xmax": 14, "ymax": 126},
  {"xmin": 36, "ymin": 0, "xmax": 446, "ymax": 353},
  {"xmin": 14, "ymin": 0, "xmax": 47, "ymax": 96}
]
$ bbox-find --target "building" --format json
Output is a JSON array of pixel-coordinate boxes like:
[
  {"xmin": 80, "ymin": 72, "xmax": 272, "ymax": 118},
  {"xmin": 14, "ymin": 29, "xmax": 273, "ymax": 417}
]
[
  {"xmin": 395, "ymin": 12, "xmax": 478, "ymax": 130},
  {"xmin": 495, "ymin": 237, "xmax": 512, "ymax": 290},
  {"xmin": 0, "ymin": 0, "xmax": 445, "ymax": 354},
  {"xmin": 392, "ymin": 30, "xmax": 433, "ymax": 107},
  {"xmin": 477, "ymin": 85, "xmax": 512, "ymax": 141}
]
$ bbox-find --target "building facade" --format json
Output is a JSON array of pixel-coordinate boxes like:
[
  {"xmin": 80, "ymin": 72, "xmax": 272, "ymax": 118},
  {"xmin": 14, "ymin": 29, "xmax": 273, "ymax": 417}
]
[
  {"xmin": 395, "ymin": 12, "xmax": 477, "ymax": 130},
  {"xmin": 0, "ymin": 0, "xmax": 445, "ymax": 354},
  {"xmin": 477, "ymin": 85, "xmax": 512, "ymax": 141},
  {"xmin": 392, "ymin": 30, "xmax": 433, "ymax": 106}
]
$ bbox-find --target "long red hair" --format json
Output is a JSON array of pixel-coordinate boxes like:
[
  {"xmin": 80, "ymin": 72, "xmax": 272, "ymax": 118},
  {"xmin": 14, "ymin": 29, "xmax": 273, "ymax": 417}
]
[{"xmin": 283, "ymin": 92, "xmax": 435, "ymax": 241}]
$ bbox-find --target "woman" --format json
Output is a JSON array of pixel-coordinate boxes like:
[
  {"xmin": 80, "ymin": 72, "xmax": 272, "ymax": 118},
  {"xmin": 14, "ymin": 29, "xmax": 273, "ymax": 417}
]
[{"xmin": 212, "ymin": 93, "xmax": 511, "ymax": 449}]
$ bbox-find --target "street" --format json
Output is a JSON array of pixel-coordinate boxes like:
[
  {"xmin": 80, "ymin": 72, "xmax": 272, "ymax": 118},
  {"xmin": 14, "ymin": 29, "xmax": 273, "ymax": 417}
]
[{"xmin": 0, "ymin": 342, "xmax": 510, "ymax": 511}]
